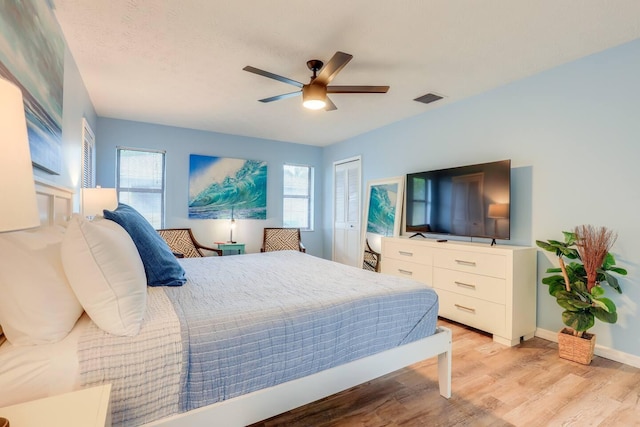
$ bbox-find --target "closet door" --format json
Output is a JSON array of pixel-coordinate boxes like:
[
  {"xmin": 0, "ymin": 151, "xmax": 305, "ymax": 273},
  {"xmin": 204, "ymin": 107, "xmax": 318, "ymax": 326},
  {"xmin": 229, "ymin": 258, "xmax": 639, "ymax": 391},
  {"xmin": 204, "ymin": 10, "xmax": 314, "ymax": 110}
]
[{"xmin": 333, "ymin": 157, "xmax": 361, "ymax": 266}]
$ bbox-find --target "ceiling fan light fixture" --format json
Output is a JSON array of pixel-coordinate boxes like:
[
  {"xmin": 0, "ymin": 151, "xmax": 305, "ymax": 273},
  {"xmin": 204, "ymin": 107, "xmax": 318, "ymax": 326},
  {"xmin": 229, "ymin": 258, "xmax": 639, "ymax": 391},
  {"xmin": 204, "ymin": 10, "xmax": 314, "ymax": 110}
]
[{"xmin": 302, "ymin": 84, "xmax": 326, "ymax": 110}]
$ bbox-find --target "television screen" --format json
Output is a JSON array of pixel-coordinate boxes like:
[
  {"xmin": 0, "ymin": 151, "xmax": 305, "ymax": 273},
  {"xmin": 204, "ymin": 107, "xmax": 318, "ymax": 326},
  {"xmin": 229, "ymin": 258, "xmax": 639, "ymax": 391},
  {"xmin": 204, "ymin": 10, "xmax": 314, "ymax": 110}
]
[{"xmin": 405, "ymin": 159, "xmax": 511, "ymax": 240}]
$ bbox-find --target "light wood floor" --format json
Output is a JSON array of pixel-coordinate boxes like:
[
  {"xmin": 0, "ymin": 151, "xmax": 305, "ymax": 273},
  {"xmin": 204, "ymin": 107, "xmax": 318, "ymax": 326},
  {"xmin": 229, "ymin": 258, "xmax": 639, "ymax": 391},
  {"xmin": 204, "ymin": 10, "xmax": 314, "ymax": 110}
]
[{"xmin": 250, "ymin": 318, "xmax": 640, "ymax": 427}]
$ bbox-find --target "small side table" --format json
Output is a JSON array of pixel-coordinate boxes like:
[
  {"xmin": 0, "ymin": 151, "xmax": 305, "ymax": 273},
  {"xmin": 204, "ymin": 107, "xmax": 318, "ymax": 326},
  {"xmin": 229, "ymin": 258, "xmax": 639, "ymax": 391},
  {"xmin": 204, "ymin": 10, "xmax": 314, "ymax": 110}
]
[
  {"xmin": 215, "ymin": 242, "xmax": 245, "ymax": 256},
  {"xmin": 0, "ymin": 384, "xmax": 111, "ymax": 426}
]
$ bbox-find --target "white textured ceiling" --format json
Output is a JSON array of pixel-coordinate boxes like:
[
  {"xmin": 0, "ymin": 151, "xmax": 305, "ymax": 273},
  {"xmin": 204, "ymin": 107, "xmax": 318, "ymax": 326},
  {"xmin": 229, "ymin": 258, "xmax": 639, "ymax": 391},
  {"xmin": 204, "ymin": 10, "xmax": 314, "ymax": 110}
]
[{"xmin": 52, "ymin": 1, "xmax": 640, "ymax": 146}]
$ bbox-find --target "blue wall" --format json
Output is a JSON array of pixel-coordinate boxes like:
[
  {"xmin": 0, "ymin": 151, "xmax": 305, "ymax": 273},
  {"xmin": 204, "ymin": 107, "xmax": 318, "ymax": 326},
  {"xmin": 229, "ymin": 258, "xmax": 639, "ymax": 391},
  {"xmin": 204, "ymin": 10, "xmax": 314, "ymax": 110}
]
[
  {"xmin": 95, "ymin": 118, "xmax": 323, "ymax": 255},
  {"xmin": 323, "ymin": 39, "xmax": 640, "ymax": 358}
]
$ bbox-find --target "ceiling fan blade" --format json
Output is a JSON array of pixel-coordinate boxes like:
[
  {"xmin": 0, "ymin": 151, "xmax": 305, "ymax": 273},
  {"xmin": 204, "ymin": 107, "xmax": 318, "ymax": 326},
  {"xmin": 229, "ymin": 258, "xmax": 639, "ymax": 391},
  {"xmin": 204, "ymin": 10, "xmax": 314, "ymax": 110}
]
[
  {"xmin": 325, "ymin": 96, "xmax": 337, "ymax": 111},
  {"xmin": 314, "ymin": 52, "xmax": 353, "ymax": 86},
  {"xmin": 243, "ymin": 66, "xmax": 304, "ymax": 88},
  {"xmin": 258, "ymin": 91, "xmax": 301, "ymax": 103},
  {"xmin": 327, "ymin": 85, "xmax": 390, "ymax": 94}
]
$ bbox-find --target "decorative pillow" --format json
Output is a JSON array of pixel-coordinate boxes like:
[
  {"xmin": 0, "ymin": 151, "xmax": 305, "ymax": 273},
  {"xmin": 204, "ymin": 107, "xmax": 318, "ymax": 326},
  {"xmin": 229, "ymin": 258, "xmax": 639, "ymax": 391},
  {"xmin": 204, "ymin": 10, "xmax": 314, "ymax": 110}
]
[
  {"xmin": 61, "ymin": 216, "xmax": 147, "ymax": 336},
  {"xmin": 103, "ymin": 204, "xmax": 187, "ymax": 287},
  {"xmin": 0, "ymin": 227, "xmax": 83, "ymax": 345}
]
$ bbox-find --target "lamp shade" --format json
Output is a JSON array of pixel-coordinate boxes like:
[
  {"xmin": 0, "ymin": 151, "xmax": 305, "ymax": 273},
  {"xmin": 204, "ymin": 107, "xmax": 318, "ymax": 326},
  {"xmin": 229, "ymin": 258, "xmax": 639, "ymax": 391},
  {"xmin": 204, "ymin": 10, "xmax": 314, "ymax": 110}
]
[
  {"xmin": 487, "ymin": 203, "xmax": 509, "ymax": 219},
  {"xmin": 81, "ymin": 187, "xmax": 118, "ymax": 217},
  {"xmin": 0, "ymin": 78, "xmax": 39, "ymax": 232},
  {"xmin": 302, "ymin": 84, "xmax": 327, "ymax": 110}
]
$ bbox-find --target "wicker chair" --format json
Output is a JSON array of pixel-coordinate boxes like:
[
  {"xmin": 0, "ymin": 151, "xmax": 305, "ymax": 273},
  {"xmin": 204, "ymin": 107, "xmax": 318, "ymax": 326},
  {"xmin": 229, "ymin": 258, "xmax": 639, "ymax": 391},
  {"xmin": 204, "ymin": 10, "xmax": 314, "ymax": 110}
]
[
  {"xmin": 157, "ymin": 228, "xmax": 222, "ymax": 258},
  {"xmin": 362, "ymin": 238, "xmax": 381, "ymax": 272},
  {"xmin": 260, "ymin": 228, "xmax": 306, "ymax": 253}
]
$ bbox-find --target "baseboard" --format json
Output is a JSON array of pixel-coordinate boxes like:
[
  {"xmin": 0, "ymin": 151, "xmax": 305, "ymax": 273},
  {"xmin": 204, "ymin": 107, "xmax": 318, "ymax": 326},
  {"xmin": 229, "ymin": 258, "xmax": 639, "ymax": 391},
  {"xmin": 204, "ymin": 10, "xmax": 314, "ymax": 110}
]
[{"xmin": 535, "ymin": 328, "xmax": 640, "ymax": 368}]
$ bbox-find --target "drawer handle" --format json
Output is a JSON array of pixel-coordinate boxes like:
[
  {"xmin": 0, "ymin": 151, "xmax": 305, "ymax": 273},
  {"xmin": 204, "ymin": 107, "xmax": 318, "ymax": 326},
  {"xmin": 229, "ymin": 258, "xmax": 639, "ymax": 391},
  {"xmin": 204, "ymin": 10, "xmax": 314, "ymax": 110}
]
[
  {"xmin": 454, "ymin": 281, "xmax": 476, "ymax": 290},
  {"xmin": 454, "ymin": 304, "xmax": 476, "ymax": 313},
  {"xmin": 455, "ymin": 259, "xmax": 476, "ymax": 267},
  {"xmin": 398, "ymin": 251, "xmax": 414, "ymax": 257},
  {"xmin": 398, "ymin": 269, "xmax": 413, "ymax": 276}
]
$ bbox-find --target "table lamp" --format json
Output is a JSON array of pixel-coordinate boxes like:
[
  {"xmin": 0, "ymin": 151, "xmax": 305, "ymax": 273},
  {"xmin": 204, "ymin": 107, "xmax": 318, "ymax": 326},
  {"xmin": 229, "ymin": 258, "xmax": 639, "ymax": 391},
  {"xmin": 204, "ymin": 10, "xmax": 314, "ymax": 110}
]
[
  {"xmin": 81, "ymin": 187, "xmax": 118, "ymax": 218},
  {"xmin": 0, "ymin": 77, "xmax": 41, "ymax": 427}
]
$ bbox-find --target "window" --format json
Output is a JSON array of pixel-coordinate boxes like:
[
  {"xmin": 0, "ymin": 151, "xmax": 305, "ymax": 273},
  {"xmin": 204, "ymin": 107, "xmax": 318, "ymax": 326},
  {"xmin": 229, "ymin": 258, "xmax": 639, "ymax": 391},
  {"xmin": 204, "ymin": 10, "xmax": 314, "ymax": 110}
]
[
  {"xmin": 81, "ymin": 118, "xmax": 95, "ymax": 188},
  {"xmin": 283, "ymin": 164, "xmax": 313, "ymax": 230},
  {"xmin": 116, "ymin": 147, "xmax": 166, "ymax": 228}
]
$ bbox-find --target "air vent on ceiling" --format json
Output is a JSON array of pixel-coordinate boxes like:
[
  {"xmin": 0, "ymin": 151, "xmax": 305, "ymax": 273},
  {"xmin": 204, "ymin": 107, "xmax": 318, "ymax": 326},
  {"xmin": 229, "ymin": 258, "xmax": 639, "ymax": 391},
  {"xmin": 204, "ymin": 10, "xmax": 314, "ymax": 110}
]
[{"xmin": 414, "ymin": 93, "xmax": 444, "ymax": 104}]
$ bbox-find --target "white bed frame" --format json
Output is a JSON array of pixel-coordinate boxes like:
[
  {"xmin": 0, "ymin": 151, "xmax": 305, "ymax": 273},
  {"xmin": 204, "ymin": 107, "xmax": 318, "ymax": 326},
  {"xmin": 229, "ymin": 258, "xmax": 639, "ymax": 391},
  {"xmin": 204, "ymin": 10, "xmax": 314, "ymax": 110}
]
[
  {"xmin": 35, "ymin": 179, "xmax": 452, "ymax": 427},
  {"xmin": 145, "ymin": 327, "xmax": 452, "ymax": 427}
]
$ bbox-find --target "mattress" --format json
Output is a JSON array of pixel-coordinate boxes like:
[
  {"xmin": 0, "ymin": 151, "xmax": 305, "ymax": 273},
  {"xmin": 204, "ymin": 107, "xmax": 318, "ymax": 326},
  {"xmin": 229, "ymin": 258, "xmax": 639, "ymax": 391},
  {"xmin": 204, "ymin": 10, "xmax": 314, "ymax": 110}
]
[{"xmin": 0, "ymin": 314, "xmax": 90, "ymax": 407}]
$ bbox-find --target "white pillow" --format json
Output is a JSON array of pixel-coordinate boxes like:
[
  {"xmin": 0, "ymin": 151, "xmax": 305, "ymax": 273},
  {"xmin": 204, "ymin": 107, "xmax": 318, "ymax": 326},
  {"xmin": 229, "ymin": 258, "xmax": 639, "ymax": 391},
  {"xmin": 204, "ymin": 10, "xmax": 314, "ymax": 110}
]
[
  {"xmin": 61, "ymin": 216, "xmax": 147, "ymax": 336},
  {"xmin": 0, "ymin": 226, "xmax": 84, "ymax": 345}
]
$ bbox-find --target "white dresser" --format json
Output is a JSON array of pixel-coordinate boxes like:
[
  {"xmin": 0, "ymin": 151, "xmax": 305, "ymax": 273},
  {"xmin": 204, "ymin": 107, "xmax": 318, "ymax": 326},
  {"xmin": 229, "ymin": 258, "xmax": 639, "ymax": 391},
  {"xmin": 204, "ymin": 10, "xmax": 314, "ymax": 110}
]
[{"xmin": 381, "ymin": 237, "xmax": 536, "ymax": 346}]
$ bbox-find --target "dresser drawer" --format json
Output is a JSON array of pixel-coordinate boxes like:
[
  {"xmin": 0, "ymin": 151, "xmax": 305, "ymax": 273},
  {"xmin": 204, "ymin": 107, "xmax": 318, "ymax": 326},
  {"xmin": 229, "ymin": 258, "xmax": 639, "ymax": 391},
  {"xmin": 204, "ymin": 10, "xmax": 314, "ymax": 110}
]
[
  {"xmin": 434, "ymin": 249, "xmax": 506, "ymax": 279},
  {"xmin": 436, "ymin": 289, "xmax": 506, "ymax": 336},
  {"xmin": 381, "ymin": 258, "xmax": 432, "ymax": 286},
  {"xmin": 383, "ymin": 239, "xmax": 434, "ymax": 263},
  {"xmin": 433, "ymin": 267, "xmax": 506, "ymax": 305}
]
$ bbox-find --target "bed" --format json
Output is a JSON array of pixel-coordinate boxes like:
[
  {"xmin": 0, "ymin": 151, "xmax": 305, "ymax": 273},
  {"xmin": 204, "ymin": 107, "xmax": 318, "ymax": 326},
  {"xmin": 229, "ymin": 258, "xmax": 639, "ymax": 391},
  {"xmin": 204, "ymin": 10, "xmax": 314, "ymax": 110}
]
[{"xmin": 0, "ymin": 179, "xmax": 451, "ymax": 427}]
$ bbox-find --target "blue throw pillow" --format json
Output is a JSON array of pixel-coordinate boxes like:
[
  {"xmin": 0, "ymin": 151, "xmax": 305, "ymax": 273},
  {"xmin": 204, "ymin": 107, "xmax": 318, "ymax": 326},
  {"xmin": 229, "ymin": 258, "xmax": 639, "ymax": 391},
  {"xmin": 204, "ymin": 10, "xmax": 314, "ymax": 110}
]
[{"xmin": 103, "ymin": 204, "xmax": 186, "ymax": 287}]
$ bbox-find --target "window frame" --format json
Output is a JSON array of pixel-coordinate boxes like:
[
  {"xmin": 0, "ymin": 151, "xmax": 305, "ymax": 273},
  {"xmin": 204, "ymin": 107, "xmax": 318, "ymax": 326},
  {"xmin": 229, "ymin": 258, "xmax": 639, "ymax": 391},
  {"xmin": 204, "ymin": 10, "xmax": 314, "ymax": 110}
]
[
  {"xmin": 283, "ymin": 163, "xmax": 314, "ymax": 231},
  {"xmin": 116, "ymin": 146, "xmax": 166, "ymax": 228}
]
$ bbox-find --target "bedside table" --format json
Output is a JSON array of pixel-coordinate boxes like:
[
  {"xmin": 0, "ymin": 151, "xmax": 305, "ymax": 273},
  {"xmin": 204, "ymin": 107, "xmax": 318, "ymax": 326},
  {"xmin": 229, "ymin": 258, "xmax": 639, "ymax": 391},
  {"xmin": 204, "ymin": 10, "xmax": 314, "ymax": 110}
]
[
  {"xmin": 215, "ymin": 242, "xmax": 245, "ymax": 255},
  {"xmin": 0, "ymin": 384, "xmax": 111, "ymax": 427}
]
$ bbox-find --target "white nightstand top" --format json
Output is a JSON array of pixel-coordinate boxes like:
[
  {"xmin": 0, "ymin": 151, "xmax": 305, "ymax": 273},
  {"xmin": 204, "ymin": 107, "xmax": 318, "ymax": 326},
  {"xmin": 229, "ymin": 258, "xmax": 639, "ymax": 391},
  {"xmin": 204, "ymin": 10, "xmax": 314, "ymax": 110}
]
[{"xmin": 0, "ymin": 384, "xmax": 111, "ymax": 427}]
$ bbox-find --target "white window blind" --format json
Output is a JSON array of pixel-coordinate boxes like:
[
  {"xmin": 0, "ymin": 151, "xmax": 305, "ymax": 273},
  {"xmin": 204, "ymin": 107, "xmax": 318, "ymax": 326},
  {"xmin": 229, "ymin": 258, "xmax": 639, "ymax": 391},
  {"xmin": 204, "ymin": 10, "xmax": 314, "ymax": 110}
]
[
  {"xmin": 283, "ymin": 164, "xmax": 313, "ymax": 230},
  {"xmin": 116, "ymin": 147, "xmax": 166, "ymax": 228}
]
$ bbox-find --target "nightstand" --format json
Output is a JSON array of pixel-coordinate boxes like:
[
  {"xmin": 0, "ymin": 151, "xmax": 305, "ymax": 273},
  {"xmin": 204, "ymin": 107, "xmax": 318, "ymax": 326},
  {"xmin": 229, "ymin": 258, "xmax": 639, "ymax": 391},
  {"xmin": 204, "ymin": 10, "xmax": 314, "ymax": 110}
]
[
  {"xmin": 215, "ymin": 242, "xmax": 246, "ymax": 255},
  {"xmin": 0, "ymin": 384, "xmax": 111, "ymax": 427}
]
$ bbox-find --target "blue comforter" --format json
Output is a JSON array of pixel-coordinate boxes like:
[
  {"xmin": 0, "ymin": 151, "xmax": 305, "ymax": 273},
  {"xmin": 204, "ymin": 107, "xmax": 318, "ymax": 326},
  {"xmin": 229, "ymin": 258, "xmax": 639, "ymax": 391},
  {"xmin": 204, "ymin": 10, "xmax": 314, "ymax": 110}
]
[{"xmin": 164, "ymin": 251, "xmax": 439, "ymax": 412}]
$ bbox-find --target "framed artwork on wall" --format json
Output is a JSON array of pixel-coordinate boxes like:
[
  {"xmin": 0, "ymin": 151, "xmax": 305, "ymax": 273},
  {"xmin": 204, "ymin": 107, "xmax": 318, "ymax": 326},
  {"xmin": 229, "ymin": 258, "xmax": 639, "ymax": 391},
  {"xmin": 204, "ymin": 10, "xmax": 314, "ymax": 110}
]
[
  {"xmin": 188, "ymin": 154, "xmax": 268, "ymax": 220},
  {"xmin": 360, "ymin": 176, "xmax": 404, "ymax": 270},
  {"xmin": 0, "ymin": 0, "xmax": 65, "ymax": 174}
]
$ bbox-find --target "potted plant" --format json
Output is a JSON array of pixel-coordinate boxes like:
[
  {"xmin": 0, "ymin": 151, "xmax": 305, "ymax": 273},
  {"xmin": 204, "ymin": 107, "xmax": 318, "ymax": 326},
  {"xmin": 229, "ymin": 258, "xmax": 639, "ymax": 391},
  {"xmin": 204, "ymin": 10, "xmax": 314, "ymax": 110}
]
[{"xmin": 536, "ymin": 225, "xmax": 627, "ymax": 364}]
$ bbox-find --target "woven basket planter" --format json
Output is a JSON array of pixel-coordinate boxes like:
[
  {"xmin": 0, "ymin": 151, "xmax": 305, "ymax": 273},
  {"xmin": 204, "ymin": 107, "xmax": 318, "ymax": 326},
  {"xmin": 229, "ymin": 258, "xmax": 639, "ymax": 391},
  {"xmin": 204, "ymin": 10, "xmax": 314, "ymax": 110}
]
[{"xmin": 557, "ymin": 328, "xmax": 596, "ymax": 364}]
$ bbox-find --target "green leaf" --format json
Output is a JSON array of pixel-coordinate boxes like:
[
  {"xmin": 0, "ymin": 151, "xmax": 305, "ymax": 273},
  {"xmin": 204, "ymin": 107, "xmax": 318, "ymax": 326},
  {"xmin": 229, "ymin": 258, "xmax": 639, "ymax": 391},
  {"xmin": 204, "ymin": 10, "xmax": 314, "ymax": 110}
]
[
  {"xmin": 557, "ymin": 299, "xmax": 580, "ymax": 311},
  {"xmin": 572, "ymin": 280, "xmax": 588, "ymax": 294},
  {"xmin": 556, "ymin": 292, "xmax": 590, "ymax": 310},
  {"xmin": 602, "ymin": 253, "xmax": 615, "ymax": 269},
  {"xmin": 590, "ymin": 286, "xmax": 605, "ymax": 298},
  {"xmin": 562, "ymin": 248, "xmax": 579, "ymax": 259},
  {"xmin": 537, "ymin": 237, "xmax": 578, "ymax": 259},
  {"xmin": 602, "ymin": 272, "xmax": 622, "ymax": 294},
  {"xmin": 562, "ymin": 310, "xmax": 594, "ymax": 332},
  {"xmin": 562, "ymin": 231, "xmax": 577, "ymax": 245},
  {"xmin": 594, "ymin": 307, "xmax": 617, "ymax": 324},
  {"xmin": 548, "ymin": 283, "xmax": 566, "ymax": 297},
  {"xmin": 566, "ymin": 262, "xmax": 586, "ymax": 276},
  {"xmin": 569, "ymin": 300, "xmax": 592, "ymax": 309},
  {"xmin": 593, "ymin": 297, "xmax": 617, "ymax": 313},
  {"xmin": 608, "ymin": 267, "xmax": 628, "ymax": 276},
  {"xmin": 542, "ymin": 275, "xmax": 565, "ymax": 286},
  {"xmin": 536, "ymin": 240, "xmax": 555, "ymax": 252},
  {"xmin": 545, "ymin": 267, "xmax": 563, "ymax": 274}
]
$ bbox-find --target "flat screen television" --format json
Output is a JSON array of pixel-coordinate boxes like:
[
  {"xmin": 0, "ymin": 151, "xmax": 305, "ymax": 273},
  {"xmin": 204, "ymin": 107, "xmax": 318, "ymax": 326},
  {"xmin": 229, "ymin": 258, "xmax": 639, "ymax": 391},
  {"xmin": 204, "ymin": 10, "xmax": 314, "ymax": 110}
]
[{"xmin": 404, "ymin": 159, "xmax": 511, "ymax": 240}]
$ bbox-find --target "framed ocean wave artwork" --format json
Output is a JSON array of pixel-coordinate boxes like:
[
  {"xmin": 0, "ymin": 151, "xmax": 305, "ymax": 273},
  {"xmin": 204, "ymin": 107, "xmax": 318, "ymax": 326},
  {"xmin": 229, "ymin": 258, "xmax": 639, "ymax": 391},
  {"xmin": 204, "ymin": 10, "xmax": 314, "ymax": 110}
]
[
  {"xmin": 360, "ymin": 176, "xmax": 404, "ymax": 269},
  {"xmin": 188, "ymin": 154, "xmax": 267, "ymax": 220},
  {"xmin": 0, "ymin": 0, "xmax": 64, "ymax": 174}
]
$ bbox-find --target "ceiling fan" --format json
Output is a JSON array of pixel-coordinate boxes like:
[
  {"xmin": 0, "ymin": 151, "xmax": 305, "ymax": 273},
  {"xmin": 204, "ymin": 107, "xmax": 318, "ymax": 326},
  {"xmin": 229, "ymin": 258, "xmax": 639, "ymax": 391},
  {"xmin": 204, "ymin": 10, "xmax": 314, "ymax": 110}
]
[{"xmin": 243, "ymin": 51, "xmax": 389, "ymax": 111}]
